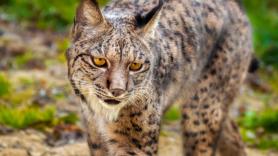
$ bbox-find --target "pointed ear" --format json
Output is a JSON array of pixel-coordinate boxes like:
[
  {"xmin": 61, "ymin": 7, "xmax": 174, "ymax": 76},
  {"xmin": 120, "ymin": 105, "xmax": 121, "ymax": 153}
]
[
  {"xmin": 135, "ymin": 0, "xmax": 164, "ymax": 37},
  {"xmin": 75, "ymin": 0, "xmax": 106, "ymax": 26}
]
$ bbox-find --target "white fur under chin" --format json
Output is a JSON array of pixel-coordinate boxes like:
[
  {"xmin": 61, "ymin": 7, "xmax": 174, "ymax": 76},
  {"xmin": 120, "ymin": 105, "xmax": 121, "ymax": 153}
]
[{"xmin": 84, "ymin": 94, "xmax": 127, "ymax": 121}]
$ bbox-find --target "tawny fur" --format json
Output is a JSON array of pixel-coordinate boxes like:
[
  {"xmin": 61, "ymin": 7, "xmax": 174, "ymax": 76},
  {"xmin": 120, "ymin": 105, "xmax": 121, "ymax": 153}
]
[{"xmin": 67, "ymin": 0, "xmax": 252, "ymax": 155}]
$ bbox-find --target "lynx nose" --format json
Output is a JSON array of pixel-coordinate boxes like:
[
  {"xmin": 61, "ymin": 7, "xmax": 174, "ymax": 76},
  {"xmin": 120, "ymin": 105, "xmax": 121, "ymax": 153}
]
[
  {"xmin": 110, "ymin": 88, "xmax": 125, "ymax": 97},
  {"xmin": 107, "ymin": 68, "xmax": 127, "ymax": 97}
]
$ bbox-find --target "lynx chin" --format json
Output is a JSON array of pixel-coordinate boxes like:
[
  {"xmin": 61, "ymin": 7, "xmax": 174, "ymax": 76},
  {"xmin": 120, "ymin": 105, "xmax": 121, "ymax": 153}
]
[{"xmin": 66, "ymin": 0, "xmax": 252, "ymax": 155}]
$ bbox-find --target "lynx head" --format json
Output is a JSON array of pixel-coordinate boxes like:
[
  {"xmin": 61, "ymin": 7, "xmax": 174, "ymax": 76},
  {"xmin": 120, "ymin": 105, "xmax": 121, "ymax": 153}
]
[{"xmin": 67, "ymin": 0, "xmax": 163, "ymax": 120}]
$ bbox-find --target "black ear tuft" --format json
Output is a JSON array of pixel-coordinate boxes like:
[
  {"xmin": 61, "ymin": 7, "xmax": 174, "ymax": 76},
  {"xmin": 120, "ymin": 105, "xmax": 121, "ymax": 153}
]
[{"xmin": 135, "ymin": 0, "xmax": 164, "ymax": 28}]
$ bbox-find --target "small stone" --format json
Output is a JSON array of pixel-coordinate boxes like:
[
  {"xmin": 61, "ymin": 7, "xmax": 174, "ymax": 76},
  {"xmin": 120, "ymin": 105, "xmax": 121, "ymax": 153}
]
[{"xmin": 0, "ymin": 148, "xmax": 28, "ymax": 156}]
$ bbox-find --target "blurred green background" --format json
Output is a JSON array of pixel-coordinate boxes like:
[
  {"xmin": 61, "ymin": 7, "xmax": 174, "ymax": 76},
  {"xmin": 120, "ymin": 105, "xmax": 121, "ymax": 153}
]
[
  {"xmin": 0, "ymin": 0, "xmax": 277, "ymax": 68},
  {"xmin": 0, "ymin": 0, "xmax": 278, "ymax": 153}
]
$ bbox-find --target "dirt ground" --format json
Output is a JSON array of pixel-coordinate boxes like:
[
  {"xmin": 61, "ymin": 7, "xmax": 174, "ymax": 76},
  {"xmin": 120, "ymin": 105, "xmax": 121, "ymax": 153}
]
[{"xmin": 0, "ymin": 123, "xmax": 277, "ymax": 156}]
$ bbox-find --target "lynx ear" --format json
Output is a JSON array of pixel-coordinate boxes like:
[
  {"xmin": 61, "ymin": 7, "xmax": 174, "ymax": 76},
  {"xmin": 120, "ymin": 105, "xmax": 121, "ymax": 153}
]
[
  {"xmin": 135, "ymin": 0, "xmax": 164, "ymax": 37},
  {"xmin": 75, "ymin": 0, "xmax": 106, "ymax": 26}
]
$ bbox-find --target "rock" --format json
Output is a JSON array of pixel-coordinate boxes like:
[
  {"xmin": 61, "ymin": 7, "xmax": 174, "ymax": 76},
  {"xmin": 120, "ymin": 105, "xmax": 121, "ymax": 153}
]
[
  {"xmin": 0, "ymin": 129, "xmax": 49, "ymax": 156},
  {"xmin": 246, "ymin": 73, "xmax": 271, "ymax": 93},
  {"xmin": 0, "ymin": 125, "xmax": 14, "ymax": 135},
  {"xmin": 0, "ymin": 28, "xmax": 4, "ymax": 36},
  {"xmin": 0, "ymin": 148, "xmax": 28, "ymax": 156},
  {"xmin": 0, "ymin": 32, "xmax": 26, "ymax": 56},
  {"xmin": 46, "ymin": 124, "xmax": 84, "ymax": 147},
  {"xmin": 43, "ymin": 143, "xmax": 90, "ymax": 156}
]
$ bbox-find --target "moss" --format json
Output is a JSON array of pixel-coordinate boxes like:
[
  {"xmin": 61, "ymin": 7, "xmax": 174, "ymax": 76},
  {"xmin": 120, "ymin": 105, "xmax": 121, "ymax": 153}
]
[
  {"xmin": 58, "ymin": 113, "xmax": 79, "ymax": 125},
  {"xmin": 13, "ymin": 51, "xmax": 34, "ymax": 68},
  {"xmin": 57, "ymin": 38, "xmax": 70, "ymax": 63},
  {"xmin": 243, "ymin": 0, "xmax": 278, "ymax": 69},
  {"xmin": 239, "ymin": 109, "xmax": 278, "ymax": 133},
  {"xmin": 259, "ymin": 70, "xmax": 278, "ymax": 95},
  {"xmin": 163, "ymin": 106, "xmax": 181, "ymax": 122},
  {"xmin": 257, "ymin": 137, "xmax": 278, "ymax": 150},
  {"xmin": 44, "ymin": 59, "xmax": 58, "ymax": 68},
  {"xmin": 0, "ymin": 72, "xmax": 79, "ymax": 130},
  {"xmin": 4, "ymin": 88, "xmax": 34, "ymax": 106},
  {"xmin": 241, "ymin": 127, "xmax": 278, "ymax": 150},
  {"xmin": 18, "ymin": 77, "xmax": 36, "ymax": 88},
  {"xmin": 1, "ymin": 0, "xmax": 109, "ymax": 30},
  {"xmin": 0, "ymin": 105, "xmax": 79, "ymax": 130},
  {"xmin": 0, "ymin": 105, "xmax": 56, "ymax": 129},
  {"xmin": 0, "ymin": 72, "xmax": 11, "ymax": 97},
  {"xmin": 239, "ymin": 109, "xmax": 278, "ymax": 150}
]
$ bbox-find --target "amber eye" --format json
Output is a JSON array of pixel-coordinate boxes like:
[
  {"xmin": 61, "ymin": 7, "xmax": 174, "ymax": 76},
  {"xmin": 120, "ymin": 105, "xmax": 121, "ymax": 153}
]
[
  {"xmin": 129, "ymin": 62, "xmax": 143, "ymax": 71},
  {"xmin": 92, "ymin": 57, "xmax": 107, "ymax": 67}
]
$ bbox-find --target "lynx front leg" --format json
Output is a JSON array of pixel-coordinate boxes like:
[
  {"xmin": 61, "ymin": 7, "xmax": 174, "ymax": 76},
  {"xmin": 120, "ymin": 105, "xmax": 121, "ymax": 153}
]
[
  {"xmin": 82, "ymin": 107, "xmax": 108, "ymax": 156},
  {"xmin": 86, "ymin": 124, "xmax": 108, "ymax": 156},
  {"xmin": 104, "ymin": 104, "xmax": 162, "ymax": 156},
  {"xmin": 85, "ymin": 101, "xmax": 162, "ymax": 156}
]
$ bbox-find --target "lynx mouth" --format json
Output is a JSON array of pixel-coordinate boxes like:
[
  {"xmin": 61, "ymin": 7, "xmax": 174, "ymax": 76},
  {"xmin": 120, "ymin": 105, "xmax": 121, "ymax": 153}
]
[
  {"xmin": 96, "ymin": 95, "xmax": 122, "ymax": 106},
  {"xmin": 103, "ymin": 99, "xmax": 121, "ymax": 105}
]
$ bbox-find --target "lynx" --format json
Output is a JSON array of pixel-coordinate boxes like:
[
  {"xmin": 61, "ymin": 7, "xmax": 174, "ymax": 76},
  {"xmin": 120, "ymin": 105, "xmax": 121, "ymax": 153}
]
[{"xmin": 66, "ymin": 0, "xmax": 252, "ymax": 155}]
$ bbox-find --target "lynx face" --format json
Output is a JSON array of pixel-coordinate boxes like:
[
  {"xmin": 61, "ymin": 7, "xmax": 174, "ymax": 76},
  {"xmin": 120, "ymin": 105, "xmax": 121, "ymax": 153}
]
[{"xmin": 67, "ymin": 0, "xmax": 162, "ymax": 120}]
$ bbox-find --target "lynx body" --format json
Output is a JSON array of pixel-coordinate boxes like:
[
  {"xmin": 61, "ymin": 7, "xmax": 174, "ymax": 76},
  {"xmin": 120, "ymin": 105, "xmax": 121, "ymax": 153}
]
[{"xmin": 67, "ymin": 0, "xmax": 252, "ymax": 155}]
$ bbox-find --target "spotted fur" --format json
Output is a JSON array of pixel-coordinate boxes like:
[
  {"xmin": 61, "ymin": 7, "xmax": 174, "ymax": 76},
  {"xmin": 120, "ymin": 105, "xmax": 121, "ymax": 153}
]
[{"xmin": 67, "ymin": 0, "xmax": 252, "ymax": 155}]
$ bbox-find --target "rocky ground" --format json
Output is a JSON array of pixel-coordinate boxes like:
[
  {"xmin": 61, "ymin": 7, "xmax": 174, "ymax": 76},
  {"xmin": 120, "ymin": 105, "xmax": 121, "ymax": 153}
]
[
  {"xmin": 0, "ymin": 21, "xmax": 278, "ymax": 156},
  {"xmin": 0, "ymin": 124, "xmax": 277, "ymax": 156}
]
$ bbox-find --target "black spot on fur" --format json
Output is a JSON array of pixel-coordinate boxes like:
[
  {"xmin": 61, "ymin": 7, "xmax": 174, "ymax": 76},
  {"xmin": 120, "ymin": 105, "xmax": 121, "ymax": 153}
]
[
  {"xmin": 127, "ymin": 151, "xmax": 136, "ymax": 155},
  {"xmin": 131, "ymin": 138, "xmax": 142, "ymax": 149},
  {"xmin": 90, "ymin": 143, "xmax": 101, "ymax": 149}
]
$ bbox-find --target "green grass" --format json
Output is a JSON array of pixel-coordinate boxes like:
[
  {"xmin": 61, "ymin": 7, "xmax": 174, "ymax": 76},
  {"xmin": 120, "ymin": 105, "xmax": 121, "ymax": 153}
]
[
  {"xmin": 241, "ymin": 128, "xmax": 278, "ymax": 150},
  {"xmin": 0, "ymin": 105, "xmax": 56, "ymax": 129},
  {"xmin": 57, "ymin": 38, "xmax": 70, "ymax": 63},
  {"xmin": 0, "ymin": 73, "xmax": 11, "ymax": 97},
  {"xmin": 239, "ymin": 109, "xmax": 278, "ymax": 133},
  {"xmin": 257, "ymin": 137, "xmax": 278, "ymax": 150},
  {"xmin": 243, "ymin": 0, "xmax": 278, "ymax": 69},
  {"xmin": 1, "ymin": 0, "xmax": 277, "ymax": 67},
  {"xmin": 239, "ymin": 109, "xmax": 278, "ymax": 150},
  {"xmin": 259, "ymin": 70, "xmax": 278, "ymax": 94},
  {"xmin": 1, "ymin": 0, "xmax": 109, "ymax": 30},
  {"xmin": 0, "ymin": 105, "xmax": 79, "ymax": 129},
  {"xmin": 58, "ymin": 113, "xmax": 79, "ymax": 125},
  {"xmin": 14, "ymin": 51, "xmax": 34, "ymax": 67},
  {"xmin": 163, "ymin": 106, "xmax": 181, "ymax": 122},
  {"xmin": 0, "ymin": 73, "xmax": 79, "ymax": 130},
  {"xmin": 1, "ymin": 0, "xmax": 78, "ymax": 30},
  {"xmin": 1, "ymin": 0, "xmax": 278, "ymax": 66}
]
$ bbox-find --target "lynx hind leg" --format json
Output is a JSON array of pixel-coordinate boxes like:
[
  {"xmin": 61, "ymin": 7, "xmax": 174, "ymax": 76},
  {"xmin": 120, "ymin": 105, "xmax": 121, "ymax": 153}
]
[
  {"xmin": 181, "ymin": 72, "xmax": 247, "ymax": 156},
  {"xmin": 181, "ymin": 21, "xmax": 250, "ymax": 156},
  {"xmin": 217, "ymin": 117, "xmax": 246, "ymax": 156},
  {"xmin": 181, "ymin": 77, "xmax": 226, "ymax": 156}
]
